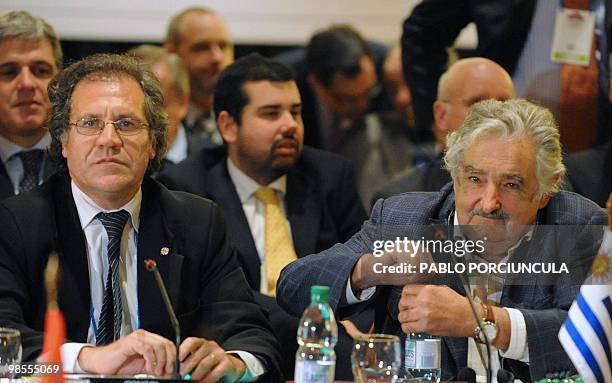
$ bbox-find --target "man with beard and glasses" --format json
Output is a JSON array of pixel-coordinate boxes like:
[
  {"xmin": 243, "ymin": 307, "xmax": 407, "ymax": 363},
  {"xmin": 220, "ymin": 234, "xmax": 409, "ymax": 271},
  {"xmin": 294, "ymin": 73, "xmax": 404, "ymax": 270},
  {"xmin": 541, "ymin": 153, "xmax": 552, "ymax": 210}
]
[
  {"xmin": 277, "ymin": 99, "xmax": 607, "ymax": 382},
  {"xmin": 0, "ymin": 11, "xmax": 61, "ymax": 199},
  {"xmin": 158, "ymin": 53, "xmax": 367, "ymax": 379}
]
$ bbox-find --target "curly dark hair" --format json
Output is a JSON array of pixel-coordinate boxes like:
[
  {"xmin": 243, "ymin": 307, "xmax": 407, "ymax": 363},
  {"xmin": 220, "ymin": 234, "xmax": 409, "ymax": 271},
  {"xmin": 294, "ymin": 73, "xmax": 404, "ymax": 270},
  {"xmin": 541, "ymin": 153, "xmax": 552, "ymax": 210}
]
[{"xmin": 47, "ymin": 53, "xmax": 168, "ymax": 173}]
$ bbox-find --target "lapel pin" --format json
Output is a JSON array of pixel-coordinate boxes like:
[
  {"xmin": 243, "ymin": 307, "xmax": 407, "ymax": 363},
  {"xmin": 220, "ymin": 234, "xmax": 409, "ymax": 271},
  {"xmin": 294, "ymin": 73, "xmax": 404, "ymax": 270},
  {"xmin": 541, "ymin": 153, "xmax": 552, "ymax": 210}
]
[{"xmin": 160, "ymin": 247, "xmax": 170, "ymax": 256}]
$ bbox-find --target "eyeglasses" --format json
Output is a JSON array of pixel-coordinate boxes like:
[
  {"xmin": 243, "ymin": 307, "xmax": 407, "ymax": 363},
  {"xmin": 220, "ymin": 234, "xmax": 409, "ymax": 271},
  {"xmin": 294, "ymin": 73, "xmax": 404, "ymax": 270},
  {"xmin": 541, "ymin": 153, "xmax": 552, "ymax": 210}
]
[{"xmin": 69, "ymin": 117, "xmax": 149, "ymax": 136}]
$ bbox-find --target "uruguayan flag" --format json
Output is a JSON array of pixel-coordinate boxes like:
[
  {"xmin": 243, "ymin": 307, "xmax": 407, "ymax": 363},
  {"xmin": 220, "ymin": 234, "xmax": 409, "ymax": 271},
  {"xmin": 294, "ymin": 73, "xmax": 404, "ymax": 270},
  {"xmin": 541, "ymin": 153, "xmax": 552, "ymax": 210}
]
[{"xmin": 559, "ymin": 228, "xmax": 612, "ymax": 383}]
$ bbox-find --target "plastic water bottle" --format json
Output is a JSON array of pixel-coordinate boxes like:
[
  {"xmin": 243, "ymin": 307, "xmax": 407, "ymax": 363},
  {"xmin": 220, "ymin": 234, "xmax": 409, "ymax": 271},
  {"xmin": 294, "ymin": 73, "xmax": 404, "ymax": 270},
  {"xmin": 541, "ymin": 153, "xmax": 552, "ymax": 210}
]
[
  {"xmin": 404, "ymin": 332, "xmax": 441, "ymax": 382},
  {"xmin": 294, "ymin": 285, "xmax": 338, "ymax": 383}
]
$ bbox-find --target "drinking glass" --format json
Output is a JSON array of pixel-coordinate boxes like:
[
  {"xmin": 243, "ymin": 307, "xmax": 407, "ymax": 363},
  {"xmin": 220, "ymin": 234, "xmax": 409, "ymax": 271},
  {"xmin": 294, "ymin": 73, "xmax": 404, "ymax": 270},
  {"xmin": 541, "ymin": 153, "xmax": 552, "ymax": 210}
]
[
  {"xmin": 352, "ymin": 334, "xmax": 401, "ymax": 383},
  {"xmin": 0, "ymin": 327, "xmax": 22, "ymax": 378}
]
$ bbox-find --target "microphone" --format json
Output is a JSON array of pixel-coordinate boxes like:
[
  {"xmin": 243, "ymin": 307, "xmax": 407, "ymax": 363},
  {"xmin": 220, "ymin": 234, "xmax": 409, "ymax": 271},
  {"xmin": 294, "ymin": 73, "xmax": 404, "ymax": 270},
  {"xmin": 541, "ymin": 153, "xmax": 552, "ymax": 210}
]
[
  {"xmin": 144, "ymin": 259, "xmax": 181, "ymax": 379},
  {"xmin": 456, "ymin": 367, "xmax": 476, "ymax": 383},
  {"xmin": 497, "ymin": 368, "xmax": 515, "ymax": 383},
  {"xmin": 433, "ymin": 227, "xmax": 492, "ymax": 383}
]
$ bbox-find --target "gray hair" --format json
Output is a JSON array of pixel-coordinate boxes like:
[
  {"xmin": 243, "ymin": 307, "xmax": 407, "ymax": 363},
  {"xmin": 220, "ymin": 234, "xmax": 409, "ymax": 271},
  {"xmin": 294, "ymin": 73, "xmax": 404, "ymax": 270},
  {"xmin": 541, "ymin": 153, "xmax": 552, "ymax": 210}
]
[
  {"xmin": 0, "ymin": 10, "xmax": 63, "ymax": 69},
  {"xmin": 47, "ymin": 53, "xmax": 167, "ymax": 173},
  {"xmin": 128, "ymin": 44, "xmax": 190, "ymax": 98},
  {"xmin": 165, "ymin": 7, "xmax": 214, "ymax": 47},
  {"xmin": 444, "ymin": 99, "xmax": 565, "ymax": 197}
]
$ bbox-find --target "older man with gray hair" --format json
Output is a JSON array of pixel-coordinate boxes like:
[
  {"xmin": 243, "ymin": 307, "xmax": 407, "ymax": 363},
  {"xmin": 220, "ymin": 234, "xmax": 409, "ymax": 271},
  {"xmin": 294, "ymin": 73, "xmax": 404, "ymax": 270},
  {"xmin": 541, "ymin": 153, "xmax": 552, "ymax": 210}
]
[
  {"xmin": 277, "ymin": 99, "xmax": 606, "ymax": 381},
  {"xmin": 0, "ymin": 10, "xmax": 62, "ymax": 199}
]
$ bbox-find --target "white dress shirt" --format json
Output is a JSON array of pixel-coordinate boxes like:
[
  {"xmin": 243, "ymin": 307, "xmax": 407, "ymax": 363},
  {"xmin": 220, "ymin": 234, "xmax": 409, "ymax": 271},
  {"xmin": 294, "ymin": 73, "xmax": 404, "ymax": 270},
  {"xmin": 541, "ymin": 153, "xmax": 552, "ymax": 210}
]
[
  {"xmin": 60, "ymin": 181, "xmax": 264, "ymax": 380},
  {"xmin": 61, "ymin": 181, "xmax": 143, "ymax": 372},
  {"xmin": 452, "ymin": 215, "xmax": 530, "ymax": 382},
  {"xmin": 0, "ymin": 133, "xmax": 51, "ymax": 194},
  {"xmin": 226, "ymin": 158, "xmax": 293, "ymax": 295}
]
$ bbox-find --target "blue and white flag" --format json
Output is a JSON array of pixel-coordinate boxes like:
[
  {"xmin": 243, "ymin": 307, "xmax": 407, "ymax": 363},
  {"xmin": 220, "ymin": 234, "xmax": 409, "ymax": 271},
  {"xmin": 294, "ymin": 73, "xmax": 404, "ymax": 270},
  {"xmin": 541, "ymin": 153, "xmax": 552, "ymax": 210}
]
[{"xmin": 559, "ymin": 228, "xmax": 612, "ymax": 383}]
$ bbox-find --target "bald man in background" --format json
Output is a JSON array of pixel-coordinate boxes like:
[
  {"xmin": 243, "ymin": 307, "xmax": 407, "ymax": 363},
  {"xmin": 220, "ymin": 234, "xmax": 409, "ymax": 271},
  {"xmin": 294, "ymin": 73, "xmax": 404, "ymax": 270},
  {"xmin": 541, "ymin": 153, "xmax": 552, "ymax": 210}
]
[
  {"xmin": 373, "ymin": 57, "xmax": 515, "ymax": 203},
  {"xmin": 165, "ymin": 7, "xmax": 233, "ymax": 147}
]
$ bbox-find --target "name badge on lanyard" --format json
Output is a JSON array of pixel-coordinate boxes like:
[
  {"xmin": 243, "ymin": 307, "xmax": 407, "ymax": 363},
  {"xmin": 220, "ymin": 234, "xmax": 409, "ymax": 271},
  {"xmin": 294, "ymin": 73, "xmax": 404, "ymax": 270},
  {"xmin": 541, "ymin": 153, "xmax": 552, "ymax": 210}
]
[{"xmin": 551, "ymin": 7, "xmax": 596, "ymax": 66}]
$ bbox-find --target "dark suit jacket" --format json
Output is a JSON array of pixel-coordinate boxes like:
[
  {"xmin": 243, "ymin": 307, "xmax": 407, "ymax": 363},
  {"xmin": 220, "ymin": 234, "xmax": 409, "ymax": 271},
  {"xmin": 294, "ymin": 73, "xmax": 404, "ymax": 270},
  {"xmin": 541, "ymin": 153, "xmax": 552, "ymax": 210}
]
[
  {"xmin": 157, "ymin": 145, "xmax": 368, "ymax": 379},
  {"xmin": 372, "ymin": 156, "xmax": 450, "ymax": 207},
  {"xmin": 157, "ymin": 145, "xmax": 367, "ymax": 288},
  {"xmin": 0, "ymin": 152, "xmax": 57, "ymax": 200},
  {"xmin": 0, "ymin": 173, "xmax": 282, "ymax": 382},
  {"xmin": 565, "ymin": 142, "xmax": 612, "ymax": 207},
  {"xmin": 278, "ymin": 183, "xmax": 606, "ymax": 381},
  {"xmin": 402, "ymin": 0, "xmax": 612, "ymax": 142}
]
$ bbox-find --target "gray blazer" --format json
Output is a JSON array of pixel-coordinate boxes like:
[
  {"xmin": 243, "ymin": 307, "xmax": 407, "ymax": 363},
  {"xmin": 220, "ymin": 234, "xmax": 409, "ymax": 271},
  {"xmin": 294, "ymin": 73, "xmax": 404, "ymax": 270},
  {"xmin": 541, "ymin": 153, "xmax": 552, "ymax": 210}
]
[{"xmin": 277, "ymin": 184, "xmax": 606, "ymax": 381}]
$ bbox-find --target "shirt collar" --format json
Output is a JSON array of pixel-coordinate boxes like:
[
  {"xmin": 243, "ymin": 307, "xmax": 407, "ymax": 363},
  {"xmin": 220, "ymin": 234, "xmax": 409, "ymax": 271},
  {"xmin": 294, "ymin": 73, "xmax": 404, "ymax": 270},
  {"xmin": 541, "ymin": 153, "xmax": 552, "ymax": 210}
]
[
  {"xmin": 226, "ymin": 157, "xmax": 287, "ymax": 204},
  {"xmin": 164, "ymin": 123, "xmax": 188, "ymax": 164},
  {"xmin": 0, "ymin": 132, "xmax": 51, "ymax": 164},
  {"xmin": 71, "ymin": 180, "xmax": 142, "ymax": 232}
]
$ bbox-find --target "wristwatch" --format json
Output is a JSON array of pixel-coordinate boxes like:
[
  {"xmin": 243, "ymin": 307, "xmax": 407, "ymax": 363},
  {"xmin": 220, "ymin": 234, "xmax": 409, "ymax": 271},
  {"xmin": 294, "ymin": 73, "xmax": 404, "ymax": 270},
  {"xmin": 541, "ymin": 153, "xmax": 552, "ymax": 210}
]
[{"xmin": 474, "ymin": 303, "xmax": 498, "ymax": 344}]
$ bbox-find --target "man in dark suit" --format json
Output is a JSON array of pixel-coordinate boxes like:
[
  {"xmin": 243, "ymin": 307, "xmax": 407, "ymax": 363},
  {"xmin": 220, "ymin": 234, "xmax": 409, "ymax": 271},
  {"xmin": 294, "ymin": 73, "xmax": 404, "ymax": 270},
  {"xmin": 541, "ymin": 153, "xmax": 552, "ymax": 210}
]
[
  {"xmin": 158, "ymin": 53, "xmax": 367, "ymax": 379},
  {"xmin": 278, "ymin": 99, "xmax": 607, "ymax": 381},
  {"xmin": 0, "ymin": 11, "xmax": 61, "ymax": 199},
  {"xmin": 402, "ymin": 0, "xmax": 612, "ymax": 152},
  {"xmin": 373, "ymin": 58, "xmax": 515, "ymax": 205},
  {"xmin": 0, "ymin": 53, "xmax": 281, "ymax": 382}
]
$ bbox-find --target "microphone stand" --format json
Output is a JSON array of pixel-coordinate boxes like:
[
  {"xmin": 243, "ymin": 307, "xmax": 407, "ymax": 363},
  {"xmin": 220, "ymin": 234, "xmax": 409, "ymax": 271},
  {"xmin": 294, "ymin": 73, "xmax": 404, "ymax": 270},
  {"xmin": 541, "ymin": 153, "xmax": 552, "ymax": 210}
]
[
  {"xmin": 144, "ymin": 259, "xmax": 182, "ymax": 380},
  {"xmin": 436, "ymin": 228, "xmax": 492, "ymax": 383}
]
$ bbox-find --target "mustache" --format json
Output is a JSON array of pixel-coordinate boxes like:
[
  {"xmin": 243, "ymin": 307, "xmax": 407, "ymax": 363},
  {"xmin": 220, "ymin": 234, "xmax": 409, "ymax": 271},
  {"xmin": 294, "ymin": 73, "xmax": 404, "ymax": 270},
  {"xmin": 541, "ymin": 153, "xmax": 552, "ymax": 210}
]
[
  {"xmin": 470, "ymin": 209, "xmax": 509, "ymax": 220},
  {"xmin": 272, "ymin": 136, "xmax": 299, "ymax": 149}
]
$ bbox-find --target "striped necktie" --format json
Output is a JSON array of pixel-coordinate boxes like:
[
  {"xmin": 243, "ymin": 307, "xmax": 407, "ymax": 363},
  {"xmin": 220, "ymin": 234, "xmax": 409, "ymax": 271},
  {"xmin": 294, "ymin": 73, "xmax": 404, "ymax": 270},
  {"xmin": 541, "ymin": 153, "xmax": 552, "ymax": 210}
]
[{"xmin": 96, "ymin": 210, "xmax": 130, "ymax": 345}]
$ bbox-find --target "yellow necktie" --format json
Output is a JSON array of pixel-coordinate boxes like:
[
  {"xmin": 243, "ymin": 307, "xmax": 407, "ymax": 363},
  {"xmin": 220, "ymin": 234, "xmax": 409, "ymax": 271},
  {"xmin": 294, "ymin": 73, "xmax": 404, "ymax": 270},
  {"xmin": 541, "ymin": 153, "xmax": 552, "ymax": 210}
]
[{"xmin": 253, "ymin": 187, "xmax": 298, "ymax": 296}]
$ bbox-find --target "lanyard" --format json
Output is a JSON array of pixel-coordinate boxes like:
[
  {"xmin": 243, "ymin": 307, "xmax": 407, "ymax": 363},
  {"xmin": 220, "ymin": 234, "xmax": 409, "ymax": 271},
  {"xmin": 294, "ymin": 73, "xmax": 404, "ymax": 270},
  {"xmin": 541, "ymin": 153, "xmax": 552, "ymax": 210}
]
[{"xmin": 90, "ymin": 229, "xmax": 141, "ymax": 343}]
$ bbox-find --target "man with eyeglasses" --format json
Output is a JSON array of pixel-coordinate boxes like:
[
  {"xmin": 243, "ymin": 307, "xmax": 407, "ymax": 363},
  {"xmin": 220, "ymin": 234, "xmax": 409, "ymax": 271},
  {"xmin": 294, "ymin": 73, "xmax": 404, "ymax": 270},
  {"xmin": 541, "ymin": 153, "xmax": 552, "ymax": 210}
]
[
  {"xmin": 297, "ymin": 25, "xmax": 382, "ymax": 154},
  {"xmin": 0, "ymin": 53, "xmax": 282, "ymax": 382},
  {"xmin": 374, "ymin": 58, "xmax": 515, "ymax": 203},
  {"xmin": 0, "ymin": 11, "xmax": 61, "ymax": 199}
]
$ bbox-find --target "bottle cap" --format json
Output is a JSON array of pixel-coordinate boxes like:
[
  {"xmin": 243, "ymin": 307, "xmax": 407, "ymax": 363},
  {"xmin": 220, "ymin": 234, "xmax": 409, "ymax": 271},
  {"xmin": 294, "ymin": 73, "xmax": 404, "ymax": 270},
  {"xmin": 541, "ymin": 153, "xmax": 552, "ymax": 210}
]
[{"xmin": 311, "ymin": 285, "xmax": 329, "ymax": 303}]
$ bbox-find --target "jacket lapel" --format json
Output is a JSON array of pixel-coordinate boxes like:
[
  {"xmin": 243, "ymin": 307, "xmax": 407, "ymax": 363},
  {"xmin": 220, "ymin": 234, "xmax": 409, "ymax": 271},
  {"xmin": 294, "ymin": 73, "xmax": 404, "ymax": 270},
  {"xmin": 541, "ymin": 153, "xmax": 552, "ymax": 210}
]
[
  {"xmin": 285, "ymin": 167, "xmax": 321, "ymax": 257},
  {"xmin": 0, "ymin": 163, "xmax": 14, "ymax": 199},
  {"xmin": 206, "ymin": 161, "xmax": 262, "ymax": 288},
  {"xmin": 53, "ymin": 174, "xmax": 91, "ymax": 343},
  {"xmin": 136, "ymin": 179, "xmax": 182, "ymax": 339}
]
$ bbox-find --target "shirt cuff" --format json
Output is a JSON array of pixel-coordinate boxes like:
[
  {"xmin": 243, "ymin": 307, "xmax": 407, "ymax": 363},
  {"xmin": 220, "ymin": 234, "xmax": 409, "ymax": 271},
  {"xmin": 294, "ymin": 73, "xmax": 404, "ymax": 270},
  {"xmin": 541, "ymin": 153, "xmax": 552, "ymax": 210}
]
[
  {"xmin": 345, "ymin": 278, "xmax": 376, "ymax": 304},
  {"xmin": 60, "ymin": 342, "xmax": 92, "ymax": 373},
  {"xmin": 498, "ymin": 308, "xmax": 529, "ymax": 362},
  {"xmin": 227, "ymin": 351, "xmax": 265, "ymax": 382}
]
